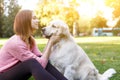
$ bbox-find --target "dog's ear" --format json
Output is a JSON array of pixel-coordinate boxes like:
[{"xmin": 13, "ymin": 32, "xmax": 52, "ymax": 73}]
[
  {"xmin": 59, "ymin": 25, "xmax": 70, "ymax": 39},
  {"xmin": 62, "ymin": 25, "xmax": 70, "ymax": 34},
  {"xmin": 60, "ymin": 34, "xmax": 67, "ymax": 39}
]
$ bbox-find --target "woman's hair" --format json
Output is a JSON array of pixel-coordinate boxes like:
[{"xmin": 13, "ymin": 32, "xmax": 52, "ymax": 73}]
[{"xmin": 14, "ymin": 10, "xmax": 35, "ymax": 49}]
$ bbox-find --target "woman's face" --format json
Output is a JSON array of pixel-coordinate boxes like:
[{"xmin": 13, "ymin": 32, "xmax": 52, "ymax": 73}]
[{"xmin": 31, "ymin": 12, "xmax": 39, "ymax": 29}]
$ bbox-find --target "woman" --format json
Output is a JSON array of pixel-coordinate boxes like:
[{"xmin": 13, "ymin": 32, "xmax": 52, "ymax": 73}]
[{"xmin": 0, "ymin": 10, "xmax": 67, "ymax": 80}]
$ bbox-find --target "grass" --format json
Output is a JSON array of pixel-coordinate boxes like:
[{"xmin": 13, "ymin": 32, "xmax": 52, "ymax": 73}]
[{"xmin": 0, "ymin": 36, "xmax": 120, "ymax": 80}]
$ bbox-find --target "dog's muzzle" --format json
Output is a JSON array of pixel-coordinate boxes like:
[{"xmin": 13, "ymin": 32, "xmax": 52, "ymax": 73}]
[{"xmin": 42, "ymin": 28, "xmax": 52, "ymax": 39}]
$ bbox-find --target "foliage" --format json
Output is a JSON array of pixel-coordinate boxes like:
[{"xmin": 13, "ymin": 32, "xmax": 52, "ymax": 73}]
[
  {"xmin": 0, "ymin": 0, "xmax": 4, "ymax": 37},
  {"xmin": 0, "ymin": 0, "xmax": 21, "ymax": 38},
  {"xmin": 105, "ymin": 0, "xmax": 120, "ymax": 28},
  {"xmin": 2, "ymin": 0, "xmax": 21, "ymax": 37},
  {"xmin": 90, "ymin": 15, "xmax": 107, "ymax": 28},
  {"xmin": 105, "ymin": 0, "xmax": 120, "ymax": 18},
  {"xmin": 34, "ymin": 0, "xmax": 120, "ymax": 36},
  {"xmin": 34, "ymin": 0, "xmax": 80, "ymax": 35},
  {"xmin": 1, "ymin": 0, "xmax": 120, "ymax": 37}
]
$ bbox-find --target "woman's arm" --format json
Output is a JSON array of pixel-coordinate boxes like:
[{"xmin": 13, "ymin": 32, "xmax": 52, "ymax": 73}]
[
  {"xmin": 8, "ymin": 35, "xmax": 60, "ymax": 68},
  {"xmin": 41, "ymin": 35, "xmax": 60, "ymax": 60}
]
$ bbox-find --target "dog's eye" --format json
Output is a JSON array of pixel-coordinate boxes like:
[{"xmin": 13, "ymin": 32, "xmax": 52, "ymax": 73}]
[{"xmin": 52, "ymin": 25, "xmax": 56, "ymax": 28}]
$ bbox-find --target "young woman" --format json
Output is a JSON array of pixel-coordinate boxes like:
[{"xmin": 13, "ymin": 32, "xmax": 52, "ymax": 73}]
[{"xmin": 0, "ymin": 10, "xmax": 67, "ymax": 80}]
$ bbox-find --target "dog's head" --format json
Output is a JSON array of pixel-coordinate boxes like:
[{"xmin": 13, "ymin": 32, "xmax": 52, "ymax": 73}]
[{"xmin": 42, "ymin": 19, "xmax": 70, "ymax": 39}]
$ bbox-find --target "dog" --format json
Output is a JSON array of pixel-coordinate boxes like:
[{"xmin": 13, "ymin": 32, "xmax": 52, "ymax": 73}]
[{"xmin": 42, "ymin": 19, "xmax": 116, "ymax": 80}]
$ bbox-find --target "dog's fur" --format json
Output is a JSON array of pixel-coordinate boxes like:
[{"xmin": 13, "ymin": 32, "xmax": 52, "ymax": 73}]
[{"xmin": 42, "ymin": 19, "xmax": 116, "ymax": 80}]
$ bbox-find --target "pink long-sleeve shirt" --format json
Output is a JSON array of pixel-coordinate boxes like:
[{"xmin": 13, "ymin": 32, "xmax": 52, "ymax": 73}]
[{"xmin": 0, "ymin": 35, "xmax": 48, "ymax": 72}]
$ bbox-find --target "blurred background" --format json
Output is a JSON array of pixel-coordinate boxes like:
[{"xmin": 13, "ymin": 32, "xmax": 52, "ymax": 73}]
[
  {"xmin": 0, "ymin": 1, "xmax": 120, "ymax": 79},
  {"xmin": 0, "ymin": 0, "xmax": 120, "ymax": 37}
]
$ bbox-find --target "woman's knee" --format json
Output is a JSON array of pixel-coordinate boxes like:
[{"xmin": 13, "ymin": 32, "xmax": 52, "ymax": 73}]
[{"xmin": 21, "ymin": 58, "xmax": 43, "ymax": 72}]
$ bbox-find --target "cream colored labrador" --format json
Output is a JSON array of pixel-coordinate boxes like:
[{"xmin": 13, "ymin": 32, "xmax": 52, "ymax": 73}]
[{"xmin": 42, "ymin": 20, "xmax": 116, "ymax": 80}]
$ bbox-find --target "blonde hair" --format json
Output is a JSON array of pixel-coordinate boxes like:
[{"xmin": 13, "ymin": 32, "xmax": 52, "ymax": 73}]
[{"xmin": 14, "ymin": 10, "xmax": 35, "ymax": 49}]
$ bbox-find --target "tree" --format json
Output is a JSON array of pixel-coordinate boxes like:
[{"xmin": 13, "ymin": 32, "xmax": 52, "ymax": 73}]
[
  {"xmin": 90, "ymin": 15, "xmax": 107, "ymax": 28},
  {"xmin": 105, "ymin": 0, "xmax": 120, "ymax": 18},
  {"xmin": 2, "ymin": 0, "xmax": 21, "ymax": 37},
  {"xmin": 105, "ymin": 0, "xmax": 120, "ymax": 28},
  {"xmin": 0, "ymin": 0, "xmax": 4, "ymax": 37},
  {"xmin": 35, "ymin": 0, "xmax": 80, "ymax": 36}
]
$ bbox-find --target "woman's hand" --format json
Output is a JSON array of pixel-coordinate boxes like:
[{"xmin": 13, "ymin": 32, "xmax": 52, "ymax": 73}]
[
  {"xmin": 49, "ymin": 35, "xmax": 61, "ymax": 45},
  {"xmin": 42, "ymin": 35, "xmax": 61, "ymax": 60}
]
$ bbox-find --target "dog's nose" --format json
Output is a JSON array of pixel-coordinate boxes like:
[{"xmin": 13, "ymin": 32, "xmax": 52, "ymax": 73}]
[{"xmin": 42, "ymin": 28, "xmax": 45, "ymax": 32}]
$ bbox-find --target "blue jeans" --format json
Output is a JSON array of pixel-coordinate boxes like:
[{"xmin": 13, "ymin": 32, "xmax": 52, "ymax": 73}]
[{"xmin": 0, "ymin": 58, "xmax": 67, "ymax": 80}]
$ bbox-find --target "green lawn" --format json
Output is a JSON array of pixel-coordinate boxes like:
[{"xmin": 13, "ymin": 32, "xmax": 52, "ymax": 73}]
[{"xmin": 0, "ymin": 36, "xmax": 120, "ymax": 80}]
